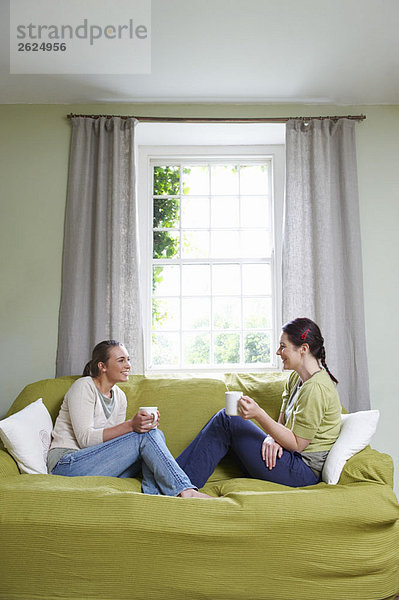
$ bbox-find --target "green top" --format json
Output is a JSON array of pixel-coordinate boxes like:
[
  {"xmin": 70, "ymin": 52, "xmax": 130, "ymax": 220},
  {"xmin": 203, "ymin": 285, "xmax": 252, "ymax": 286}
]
[{"xmin": 281, "ymin": 369, "xmax": 341, "ymax": 454}]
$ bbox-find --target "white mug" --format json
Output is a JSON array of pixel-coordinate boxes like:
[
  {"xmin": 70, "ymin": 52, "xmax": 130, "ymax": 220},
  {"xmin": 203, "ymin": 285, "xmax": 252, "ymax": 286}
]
[
  {"xmin": 225, "ymin": 391, "xmax": 242, "ymax": 416},
  {"xmin": 139, "ymin": 406, "xmax": 159, "ymax": 427}
]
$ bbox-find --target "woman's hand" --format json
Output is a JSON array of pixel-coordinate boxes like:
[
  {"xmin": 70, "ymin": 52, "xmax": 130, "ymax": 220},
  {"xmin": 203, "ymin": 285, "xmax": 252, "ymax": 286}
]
[
  {"xmin": 261, "ymin": 436, "xmax": 283, "ymax": 470},
  {"xmin": 130, "ymin": 410, "xmax": 159, "ymax": 433},
  {"xmin": 103, "ymin": 410, "xmax": 160, "ymax": 442},
  {"xmin": 238, "ymin": 395, "xmax": 262, "ymax": 421}
]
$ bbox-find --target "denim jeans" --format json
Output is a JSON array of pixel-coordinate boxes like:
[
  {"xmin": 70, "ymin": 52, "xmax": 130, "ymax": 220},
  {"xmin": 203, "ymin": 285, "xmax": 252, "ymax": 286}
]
[
  {"xmin": 177, "ymin": 409, "xmax": 319, "ymax": 488},
  {"xmin": 51, "ymin": 429, "xmax": 195, "ymax": 496}
]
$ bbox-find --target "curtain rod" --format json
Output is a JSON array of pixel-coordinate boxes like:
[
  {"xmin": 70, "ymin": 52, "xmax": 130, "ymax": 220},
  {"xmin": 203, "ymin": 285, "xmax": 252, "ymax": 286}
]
[{"xmin": 66, "ymin": 113, "xmax": 366, "ymax": 123}]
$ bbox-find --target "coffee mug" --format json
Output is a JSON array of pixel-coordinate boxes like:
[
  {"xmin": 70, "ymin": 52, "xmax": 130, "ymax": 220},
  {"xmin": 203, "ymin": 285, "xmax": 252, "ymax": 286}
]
[
  {"xmin": 225, "ymin": 391, "xmax": 242, "ymax": 416},
  {"xmin": 139, "ymin": 406, "xmax": 159, "ymax": 427}
]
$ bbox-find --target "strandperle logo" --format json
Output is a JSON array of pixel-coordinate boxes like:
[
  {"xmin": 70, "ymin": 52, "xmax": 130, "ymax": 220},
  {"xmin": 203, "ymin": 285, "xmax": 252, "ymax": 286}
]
[
  {"xmin": 16, "ymin": 19, "xmax": 148, "ymax": 46},
  {"xmin": 10, "ymin": 0, "xmax": 151, "ymax": 74}
]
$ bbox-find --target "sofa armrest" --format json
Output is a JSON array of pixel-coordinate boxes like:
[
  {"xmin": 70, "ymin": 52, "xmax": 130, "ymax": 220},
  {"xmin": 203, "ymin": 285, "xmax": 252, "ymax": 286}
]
[
  {"xmin": 338, "ymin": 445, "xmax": 394, "ymax": 487},
  {"xmin": 0, "ymin": 448, "xmax": 20, "ymax": 477}
]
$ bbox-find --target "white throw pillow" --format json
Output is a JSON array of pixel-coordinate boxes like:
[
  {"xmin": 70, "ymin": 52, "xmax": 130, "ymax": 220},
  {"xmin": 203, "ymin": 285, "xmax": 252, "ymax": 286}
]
[
  {"xmin": 0, "ymin": 398, "xmax": 53, "ymax": 474},
  {"xmin": 322, "ymin": 409, "xmax": 380, "ymax": 485}
]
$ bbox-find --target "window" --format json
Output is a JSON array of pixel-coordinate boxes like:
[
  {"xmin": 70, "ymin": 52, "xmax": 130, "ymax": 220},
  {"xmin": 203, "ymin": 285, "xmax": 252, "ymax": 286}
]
[{"xmin": 138, "ymin": 142, "xmax": 284, "ymax": 373}]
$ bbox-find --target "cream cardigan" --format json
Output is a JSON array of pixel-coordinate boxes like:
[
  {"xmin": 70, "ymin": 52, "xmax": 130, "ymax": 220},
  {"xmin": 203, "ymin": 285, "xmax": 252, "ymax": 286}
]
[{"xmin": 50, "ymin": 376, "xmax": 127, "ymax": 450}]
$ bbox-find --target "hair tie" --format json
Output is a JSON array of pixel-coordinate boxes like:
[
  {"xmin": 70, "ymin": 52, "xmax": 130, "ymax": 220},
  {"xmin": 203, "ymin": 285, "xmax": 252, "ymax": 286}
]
[{"xmin": 301, "ymin": 328, "xmax": 310, "ymax": 340}]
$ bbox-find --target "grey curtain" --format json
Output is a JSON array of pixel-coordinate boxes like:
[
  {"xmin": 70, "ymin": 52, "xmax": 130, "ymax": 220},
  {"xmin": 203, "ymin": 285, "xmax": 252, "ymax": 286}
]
[
  {"xmin": 283, "ymin": 118, "xmax": 370, "ymax": 411},
  {"xmin": 56, "ymin": 117, "xmax": 144, "ymax": 376}
]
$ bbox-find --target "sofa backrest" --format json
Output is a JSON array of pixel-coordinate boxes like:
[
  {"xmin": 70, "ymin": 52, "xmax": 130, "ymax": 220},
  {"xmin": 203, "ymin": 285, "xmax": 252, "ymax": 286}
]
[
  {"xmin": 225, "ymin": 372, "xmax": 288, "ymax": 421},
  {"xmin": 5, "ymin": 373, "xmax": 288, "ymax": 457},
  {"xmin": 5, "ymin": 376, "xmax": 80, "ymax": 423},
  {"xmin": 122, "ymin": 376, "xmax": 227, "ymax": 455}
]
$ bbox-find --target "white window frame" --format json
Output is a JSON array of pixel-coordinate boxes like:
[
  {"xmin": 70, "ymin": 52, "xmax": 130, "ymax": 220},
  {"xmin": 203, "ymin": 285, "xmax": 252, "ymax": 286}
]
[{"xmin": 137, "ymin": 144, "xmax": 285, "ymax": 374}]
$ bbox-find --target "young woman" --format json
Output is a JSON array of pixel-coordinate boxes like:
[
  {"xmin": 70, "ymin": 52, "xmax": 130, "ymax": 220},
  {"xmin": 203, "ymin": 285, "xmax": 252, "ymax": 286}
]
[
  {"xmin": 48, "ymin": 340, "xmax": 211, "ymax": 498},
  {"xmin": 177, "ymin": 317, "xmax": 342, "ymax": 488}
]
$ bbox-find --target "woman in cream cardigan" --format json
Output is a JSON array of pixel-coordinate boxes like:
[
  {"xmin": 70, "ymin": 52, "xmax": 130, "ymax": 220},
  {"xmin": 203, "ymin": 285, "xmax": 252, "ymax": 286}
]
[{"xmin": 48, "ymin": 340, "xmax": 211, "ymax": 498}]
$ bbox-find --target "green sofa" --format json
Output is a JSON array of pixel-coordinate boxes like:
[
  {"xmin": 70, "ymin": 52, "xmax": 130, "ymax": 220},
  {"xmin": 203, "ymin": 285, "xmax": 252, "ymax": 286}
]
[{"xmin": 0, "ymin": 373, "xmax": 398, "ymax": 600}]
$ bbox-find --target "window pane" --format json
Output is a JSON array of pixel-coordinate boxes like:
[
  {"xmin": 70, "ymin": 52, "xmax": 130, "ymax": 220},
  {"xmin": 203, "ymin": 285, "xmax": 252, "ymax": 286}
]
[
  {"xmin": 182, "ymin": 298, "xmax": 210, "ymax": 329},
  {"xmin": 183, "ymin": 333, "xmax": 210, "ymax": 365},
  {"xmin": 242, "ymin": 264, "xmax": 271, "ymax": 295},
  {"xmin": 211, "ymin": 165, "xmax": 239, "ymax": 195},
  {"xmin": 152, "ymin": 333, "xmax": 179, "ymax": 366},
  {"xmin": 212, "ymin": 264, "xmax": 241, "ymax": 295},
  {"xmin": 240, "ymin": 165, "xmax": 268, "ymax": 195},
  {"xmin": 153, "ymin": 197, "xmax": 180, "ymax": 229},
  {"xmin": 182, "ymin": 264, "xmax": 210, "ymax": 295},
  {"xmin": 182, "ymin": 231, "xmax": 210, "ymax": 258},
  {"xmin": 244, "ymin": 332, "xmax": 271, "ymax": 364},
  {"xmin": 241, "ymin": 230, "xmax": 271, "ymax": 258},
  {"xmin": 181, "ymin": 196, "xmax": 209, "ymax": 228},
  {"xmin": 243, "ymin": 297, "xmax": 272, "ymax": 329},
  {"xmin": 153, "ymin": 265, "xmax": 180, "ymax": 296},
  {"xmin": 152, "ymin": 298, "xmax": 180, "ymax": 330},
  {"xmin": 211, "ymin": 196, "xmax": 239, "ymax": 228},
  {"xmin": 241, "ymin": 196, "xmax": 269, "ymax": 228},
  {"xmin": 182, "ymin": 166, "xmax": 209, "ymax": 195},
  {"xmin": 150, "ymin": 157, "xmax": 276, "ymax": 372},
  {"xmin": 214, "ymin": 333, "xmax": 240, "ymax": 364},
  {"xmin": 153, "ymin": 231, "xmax": 179, "ymax": 259},
  {"xmin": 213, "ymin": 297, "xmax": 241, "ymax": 329},
  {"xmin": 153, "ymin": 166, "xmax": 180, "ymax": 196},
  {"xmin": 211, "ymin": 230, "xmax": 240, "ymax": 258}
]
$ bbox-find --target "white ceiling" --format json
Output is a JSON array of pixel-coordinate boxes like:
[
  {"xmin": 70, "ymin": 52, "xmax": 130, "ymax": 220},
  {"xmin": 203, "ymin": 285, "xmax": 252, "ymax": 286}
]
[{"xmin": 1, "ymin": 0, "xmax": 399, "ymax": 105}]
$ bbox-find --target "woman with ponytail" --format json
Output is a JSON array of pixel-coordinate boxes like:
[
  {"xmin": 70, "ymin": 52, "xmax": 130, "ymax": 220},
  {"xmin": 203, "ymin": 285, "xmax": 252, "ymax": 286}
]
[
  {"xmin": 48, "ymin": 340, "xmax": 211, "ymax": 498},
  {"xmin": 177, "ymin": 318, "xmax": 341, "ymax": 488}
]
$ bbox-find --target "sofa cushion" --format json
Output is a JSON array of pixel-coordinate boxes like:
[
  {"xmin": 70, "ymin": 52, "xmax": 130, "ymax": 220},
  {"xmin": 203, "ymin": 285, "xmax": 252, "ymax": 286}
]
[
  {"xmin": 322, "ymin": 409, "xmax": 380, "ymax": 484},
  {"xmin": 224, "ymin": 372, "xmax": 287, "ymax": 421},
  {"xmin": 0, "ymin": 398, "xmax": 53, "ymax": 474}
]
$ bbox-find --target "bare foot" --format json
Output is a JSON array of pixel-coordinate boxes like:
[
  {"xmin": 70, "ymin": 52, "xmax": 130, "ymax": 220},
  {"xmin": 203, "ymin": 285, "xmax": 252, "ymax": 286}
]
[{"xmin": 179, "ymin": 488, "xmax": 216, "ymax": 499}]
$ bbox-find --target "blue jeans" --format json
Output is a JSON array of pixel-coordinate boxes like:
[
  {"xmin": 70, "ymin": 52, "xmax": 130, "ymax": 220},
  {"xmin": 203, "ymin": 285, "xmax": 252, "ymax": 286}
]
[
  {"xmin": 51, "ymin": 429, "xmax": 195, "ymax": 496},
  {"xmin": 177, "ymin": 410, "xmax": 319, "ymax": 488}
]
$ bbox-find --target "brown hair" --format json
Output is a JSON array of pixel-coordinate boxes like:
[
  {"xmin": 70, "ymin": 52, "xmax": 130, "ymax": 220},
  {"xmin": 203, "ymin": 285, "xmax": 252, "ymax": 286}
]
[
  {"xmin": 82, "ymin": 340, "xmax": 123, "ymax": 377},
  {"xmin": 282, "ymin": 317, "xmax": 338, "ymax": 384}
]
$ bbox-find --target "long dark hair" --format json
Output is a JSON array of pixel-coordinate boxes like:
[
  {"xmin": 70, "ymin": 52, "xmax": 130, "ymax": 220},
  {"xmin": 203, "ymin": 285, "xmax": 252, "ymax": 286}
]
[
  {"xmin": 282, "ymin": 317, "xmax": 338, "ymax": 384},
  {"xmin": 82, "ymin": 340, "xmax": 123, "ymax": 377}
]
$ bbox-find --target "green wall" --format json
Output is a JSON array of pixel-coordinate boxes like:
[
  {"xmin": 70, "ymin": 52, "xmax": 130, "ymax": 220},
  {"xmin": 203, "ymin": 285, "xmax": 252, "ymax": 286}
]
[{"xmin": 0, "ymin": 103, "xmax": 397, "ymax": 495}]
